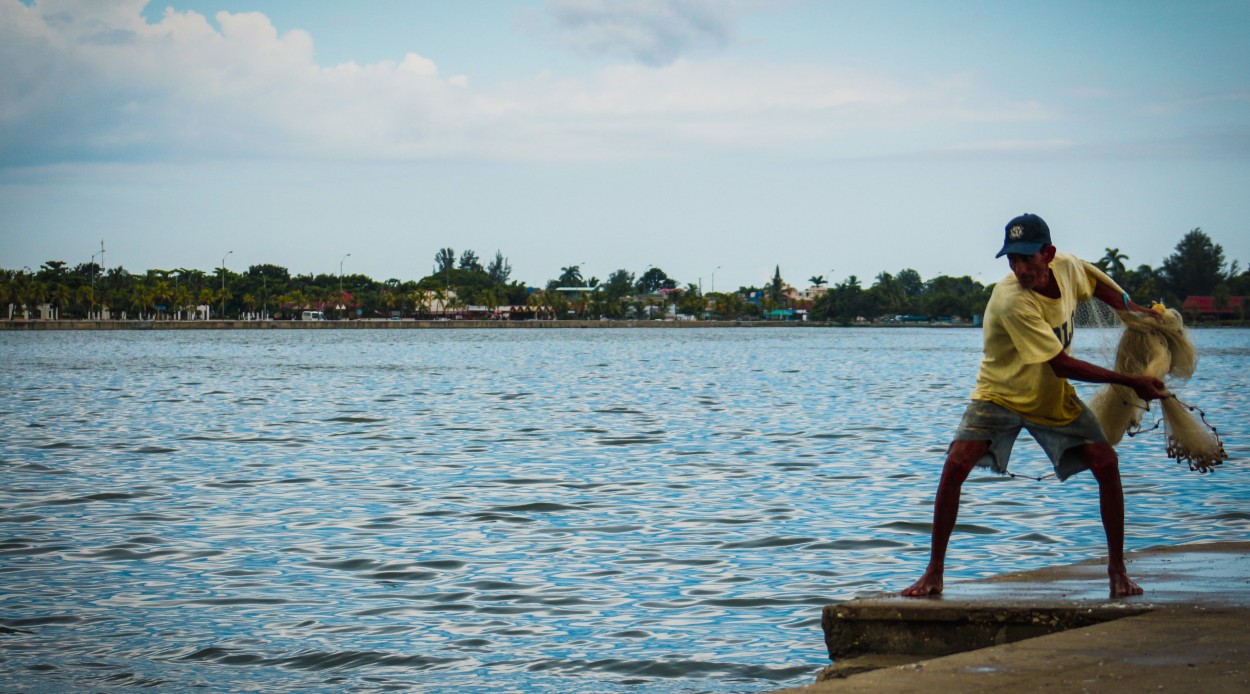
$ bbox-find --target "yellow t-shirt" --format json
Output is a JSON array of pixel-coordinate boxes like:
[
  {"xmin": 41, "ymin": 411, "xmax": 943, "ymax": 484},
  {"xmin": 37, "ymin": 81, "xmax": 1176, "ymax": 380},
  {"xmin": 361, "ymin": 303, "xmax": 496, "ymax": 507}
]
[{"xmin": 971, "ymin": 252, "xmax": 1119, "ymax": 426}]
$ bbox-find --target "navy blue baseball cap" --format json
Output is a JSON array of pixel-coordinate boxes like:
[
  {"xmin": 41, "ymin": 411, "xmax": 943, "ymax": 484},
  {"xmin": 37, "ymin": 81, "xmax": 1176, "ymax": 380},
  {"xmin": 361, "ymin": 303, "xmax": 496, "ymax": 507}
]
[{"xmin": 996, "ymin": 213, "xmax": 1052, "ymax": 258}]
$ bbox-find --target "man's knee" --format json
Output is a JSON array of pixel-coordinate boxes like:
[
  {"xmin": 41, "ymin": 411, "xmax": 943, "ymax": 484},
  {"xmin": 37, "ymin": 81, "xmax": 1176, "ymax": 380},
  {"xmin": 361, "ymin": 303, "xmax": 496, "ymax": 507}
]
[
  {"xmin": 945, "ymin": 440, "xmax": 987, "ymax": 476},
  {"xmin": 1082, "ymin": 443, "xmax": 1120, "ymax": 475}
]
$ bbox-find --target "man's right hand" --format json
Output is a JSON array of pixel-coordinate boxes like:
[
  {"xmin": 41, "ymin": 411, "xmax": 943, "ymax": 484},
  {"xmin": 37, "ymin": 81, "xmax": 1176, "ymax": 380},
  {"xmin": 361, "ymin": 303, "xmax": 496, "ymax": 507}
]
[{"xmin": 1129, "ymin": 375, "xmax": 1168, "ymax": 402}]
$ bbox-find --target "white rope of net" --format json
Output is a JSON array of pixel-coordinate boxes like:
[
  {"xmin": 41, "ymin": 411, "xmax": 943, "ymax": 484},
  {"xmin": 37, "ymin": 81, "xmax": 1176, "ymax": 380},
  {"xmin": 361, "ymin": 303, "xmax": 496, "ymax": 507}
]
[{"xmin": 1087, "ymin": 306, "xmax": 1229, "ymax": 473}]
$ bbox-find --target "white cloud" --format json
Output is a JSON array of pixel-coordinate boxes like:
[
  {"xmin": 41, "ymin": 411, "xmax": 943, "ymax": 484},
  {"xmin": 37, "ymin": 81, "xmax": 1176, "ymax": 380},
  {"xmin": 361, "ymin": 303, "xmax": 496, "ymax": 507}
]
[
  {"xmin": 542, "ymin": 0, "xmax": 739, "ymax": 66},
  {"xmin": 0, "ymin": 3, "xmax": 461, "ymax": 163},
  {"xmin": 0, "ymin": 0, "xmax": 1093, "ymax": 169},
  {"xmin": 487, "ymin": 59, "xmax": 916, "ymax": 159}
]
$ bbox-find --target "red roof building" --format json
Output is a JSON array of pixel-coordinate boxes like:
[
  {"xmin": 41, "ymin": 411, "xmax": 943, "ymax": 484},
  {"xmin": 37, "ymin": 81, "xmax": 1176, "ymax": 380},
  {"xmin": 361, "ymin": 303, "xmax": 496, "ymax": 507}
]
[{"xmin": 1181, "ymin": 295, "xmax": 1246, "ymax": 319}]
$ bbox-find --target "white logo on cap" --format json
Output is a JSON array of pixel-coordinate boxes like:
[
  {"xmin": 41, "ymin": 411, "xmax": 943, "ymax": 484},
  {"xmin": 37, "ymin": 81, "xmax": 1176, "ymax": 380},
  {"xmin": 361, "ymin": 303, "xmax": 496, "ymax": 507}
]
[{"xmin": 1009, "ymin": 225, "xmax": 1025, "ymax": 240}]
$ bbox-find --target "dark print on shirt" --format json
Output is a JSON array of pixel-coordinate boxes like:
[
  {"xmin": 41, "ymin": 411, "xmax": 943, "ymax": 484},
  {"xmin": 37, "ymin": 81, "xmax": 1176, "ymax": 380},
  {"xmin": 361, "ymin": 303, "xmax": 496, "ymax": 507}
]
[{"xmin": 1052, "ymin": 313, "xmax": 1074, "ymax": 350}]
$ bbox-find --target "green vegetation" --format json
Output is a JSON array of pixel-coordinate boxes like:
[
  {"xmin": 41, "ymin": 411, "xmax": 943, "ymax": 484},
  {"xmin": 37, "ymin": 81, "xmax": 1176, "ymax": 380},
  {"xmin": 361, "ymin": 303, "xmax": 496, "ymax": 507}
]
[{"xmin": 3, "ymin": 229, "xmax": 1247, "ymax": 323}]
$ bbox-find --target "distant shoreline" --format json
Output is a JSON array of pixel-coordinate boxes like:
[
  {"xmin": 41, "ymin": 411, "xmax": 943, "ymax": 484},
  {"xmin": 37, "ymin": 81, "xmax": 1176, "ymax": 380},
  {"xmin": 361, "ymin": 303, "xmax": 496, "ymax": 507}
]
[
  {"xmin": 1, "ymin": 319, "xmax": 977, "ymax": 331},
  {"xmin": 4, "ymin": 319, "xmax": 1241, "ymax": 331}
]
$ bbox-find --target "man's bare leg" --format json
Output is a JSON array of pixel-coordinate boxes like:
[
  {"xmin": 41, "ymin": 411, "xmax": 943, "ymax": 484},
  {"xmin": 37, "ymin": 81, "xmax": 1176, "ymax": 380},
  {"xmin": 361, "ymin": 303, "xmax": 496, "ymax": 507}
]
[
  {"xmin": 901, "ymin": 441, "xmax": 986, "ymax": 597},
  {"xmin": 1082, "ymin": 443, "xmax": 1144, "ymax": 598}
]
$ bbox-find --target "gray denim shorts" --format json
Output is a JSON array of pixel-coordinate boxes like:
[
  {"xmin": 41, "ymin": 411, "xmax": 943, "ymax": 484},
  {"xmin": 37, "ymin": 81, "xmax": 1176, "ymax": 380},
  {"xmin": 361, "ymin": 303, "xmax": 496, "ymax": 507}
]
[{"xmin": 953, "ymin": 399, "xmax": 1110, "ymax": 481}]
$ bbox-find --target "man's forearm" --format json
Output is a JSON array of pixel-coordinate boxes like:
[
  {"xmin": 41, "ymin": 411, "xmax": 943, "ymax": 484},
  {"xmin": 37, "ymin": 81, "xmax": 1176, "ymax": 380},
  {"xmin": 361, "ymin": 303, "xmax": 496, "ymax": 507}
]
[
  {"xmin": 1092, "ymin": 278, "xmax": 1154, "ymax": 316},
  {"xmin": 1049, "ymin": 352, "xmax": 1132, "ymax": 385},
  {"xmin": 1049, "ymin": 352, "xmax": 1167, "ymax": 401}
]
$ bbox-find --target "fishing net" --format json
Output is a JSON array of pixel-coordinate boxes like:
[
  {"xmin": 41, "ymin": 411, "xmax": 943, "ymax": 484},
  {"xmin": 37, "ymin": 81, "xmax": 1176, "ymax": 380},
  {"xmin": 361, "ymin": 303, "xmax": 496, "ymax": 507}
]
[{"xmin": 1085, "ymin": 305, "xmax": 1228, "ymax": 473}]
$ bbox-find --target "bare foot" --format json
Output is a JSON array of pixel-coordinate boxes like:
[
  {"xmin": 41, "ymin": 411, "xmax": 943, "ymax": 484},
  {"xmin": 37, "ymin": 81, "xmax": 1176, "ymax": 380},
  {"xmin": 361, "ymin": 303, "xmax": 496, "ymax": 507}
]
[
  {"xmin": 1110, "ymin": 571, "xmax": 1144, "ymax": 598},
  {"xmin": 901, "ymin": 571, "xmax": 943, "ymax": 597}
]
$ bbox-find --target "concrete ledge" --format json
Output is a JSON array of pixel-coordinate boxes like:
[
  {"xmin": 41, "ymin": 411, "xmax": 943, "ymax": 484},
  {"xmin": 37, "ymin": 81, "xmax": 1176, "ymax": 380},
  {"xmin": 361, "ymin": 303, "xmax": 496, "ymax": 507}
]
[
  {"xmin": 780, "ymin": 541, "xmax": 1250, "ymax": 692},
  {"xmin": 793, "ymin": 607, "xmax": 1250, "ymax": 692},
  {"xmin": 821, "ymin": 600, "xmax": 1146, "ymax": 661}
]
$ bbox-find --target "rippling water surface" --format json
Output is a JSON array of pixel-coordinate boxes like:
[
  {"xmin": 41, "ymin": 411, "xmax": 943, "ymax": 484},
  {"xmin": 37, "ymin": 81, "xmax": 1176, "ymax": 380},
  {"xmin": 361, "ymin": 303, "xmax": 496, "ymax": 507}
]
[{"xmin": 2, "ymin": 327, "xmax": 1247, "ymax": 692}]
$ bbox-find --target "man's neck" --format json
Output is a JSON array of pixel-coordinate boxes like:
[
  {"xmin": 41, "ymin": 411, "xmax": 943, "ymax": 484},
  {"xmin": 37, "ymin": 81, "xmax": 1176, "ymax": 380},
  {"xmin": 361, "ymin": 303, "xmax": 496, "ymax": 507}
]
[{"xmin": 1033, "ymin": 268, "xmax": 1061, "ymax": 299}]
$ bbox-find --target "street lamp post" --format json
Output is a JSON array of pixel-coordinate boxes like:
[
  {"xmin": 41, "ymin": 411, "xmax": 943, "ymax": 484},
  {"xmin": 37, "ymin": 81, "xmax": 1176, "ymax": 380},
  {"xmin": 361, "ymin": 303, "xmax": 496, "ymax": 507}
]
[
  {"xmin": 579, "ymin": 261, "xmax": 588, "ymax": 319},
  {"xmin": 711, "ymin": 266, "xmax": 721, "ymax": 294},
  {"xmin": 90, "ymin": 251, "xmax": 101, "ymax": 319},
  {"xmin": 220, "ymin": 250, "xmax": 233, "ymax": 320},
  {"xmin": 17, "ymin": 267, "xmax": 31, "ymax": 320}
]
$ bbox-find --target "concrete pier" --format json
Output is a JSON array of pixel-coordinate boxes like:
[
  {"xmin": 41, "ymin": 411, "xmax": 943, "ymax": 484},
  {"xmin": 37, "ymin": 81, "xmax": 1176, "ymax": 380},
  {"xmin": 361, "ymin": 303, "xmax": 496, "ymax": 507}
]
[{"xmin": 780, "ymin": 541, "xmax": 1250, "ymax": 692}]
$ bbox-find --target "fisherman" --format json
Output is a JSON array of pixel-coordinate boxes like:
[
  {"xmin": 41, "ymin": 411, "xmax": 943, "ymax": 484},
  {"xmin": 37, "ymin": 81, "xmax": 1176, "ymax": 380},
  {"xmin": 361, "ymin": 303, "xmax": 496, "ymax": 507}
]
[{"xmin": 901, "ymin": 213, "xmax": 1167, "ymax": 599}]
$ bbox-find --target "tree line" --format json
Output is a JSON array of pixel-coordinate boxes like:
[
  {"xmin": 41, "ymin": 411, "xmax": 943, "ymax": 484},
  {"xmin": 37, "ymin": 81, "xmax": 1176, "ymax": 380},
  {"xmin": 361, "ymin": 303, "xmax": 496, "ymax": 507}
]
[
  {"xmin": 811, "ymin": 229, "xmax": 1246, "ymax": 324},
  {"xmin": 2, "ymin": 228, "xmax": 1245, "ymax": 322}
]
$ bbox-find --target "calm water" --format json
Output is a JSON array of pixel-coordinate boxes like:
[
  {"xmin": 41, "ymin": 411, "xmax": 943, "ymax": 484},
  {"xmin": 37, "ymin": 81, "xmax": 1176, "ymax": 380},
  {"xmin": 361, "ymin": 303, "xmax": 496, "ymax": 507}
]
[{"xmin": 2, "ymin": 327, "xmax": 1247, "ymax": 692}]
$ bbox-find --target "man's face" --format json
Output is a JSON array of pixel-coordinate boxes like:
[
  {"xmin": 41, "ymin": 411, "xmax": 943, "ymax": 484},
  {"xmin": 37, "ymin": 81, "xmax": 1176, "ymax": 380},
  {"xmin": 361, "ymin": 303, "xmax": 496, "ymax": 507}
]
[{"xmin": 1007, "ymin": 250, "xmax": 1052, "ymax": 291}]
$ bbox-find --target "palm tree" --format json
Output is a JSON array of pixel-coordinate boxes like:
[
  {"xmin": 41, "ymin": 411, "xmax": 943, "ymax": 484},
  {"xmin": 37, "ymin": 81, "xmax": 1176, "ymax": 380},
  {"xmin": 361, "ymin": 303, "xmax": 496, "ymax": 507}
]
[
  {"xmin": 385, "ymin": 279, "xmax": 402, "ymax": 317},
  {"xmin": 587, "ymin": 287, "xmax": 609, "ymax": 319},
  {"xmin": 527, "ymin": 290, "xmax": 547, "ymax": 319},
  {"xmin": 412, "ymin": 289, "xmax": 430, "ymax": 319},
  {"xmin": 380, "ymin": 288, "xmax": 397, "ymax": 318},
  {"xmin": 0, "ymin": 270, "xmax": 15, "ymax": 319},
  {"xmin": 242, "ymin": 293, "xmax": 259, "ymax": 318},
  {"xmin": 431, "ymin": 286, "xmax": 448, "ymax": 317},
  {"xmin": 215, "ymin": 286, "xmax": 234, "ymax": 319},
  {"xmin": 809, "ymin": 275, "xmax": 827, "ymax": 288},
  {"xmin": 130, "ymin": 282, "xmax": 155, "ymax": 319},
  {"xmin": 713, "ymin": 292, "xmax": 746, "ymax": 320},
  {"xmin": 151, "ymin": 276, "xmax": 172, "ymax": 319},
  {"xmin": 50, "ymin": 281, "xmax": 72, "ymax": 319},
  {"xmin": 557, "ymin": 265, "xmax": 584, "ymax": 287},
  {"xmin": 760, "ymin": 293, "xmax": 777, "ymax": 320},
  {"xmin": 482, "ymin": 287, "xmax": 502, "ymax": 318},
  {"xmin": 1098, "ymin": 248, "xmax": 1129, "ymax": 284},
  {"xmin": 323, "ymin": 287, "xmax": 342, "ymax": 319},
  {"xmin": 282, "ymin": 289, "xmax": 310, "ymax": 319},
  {"xmin": 678, "ymin": 284, "xmax": 706, "ymax": 317},
  {"xmin": 197, "ymin": 288, "xmax": 216, "ymax": 318},
  {"xmin": 26, "ymin": 277, "xmax": 48, "ymax": 319},
  {"xmin": 75, "ymin": 284, "xmax": 93, "ymax": 319},
  {"xmin": 177, "ymin": 268, "xmax": 209, "ymax": 301},
  {"xmin": 171, "ymin": 284, "xmax": 192, "ymax": 320},
  {"xmin": 540, "ymin": 288, "xmax": 568, "ymax": 319},
  {"xmin": 448, "ymin": 291, "xmax": 466, "ymax": 317}
]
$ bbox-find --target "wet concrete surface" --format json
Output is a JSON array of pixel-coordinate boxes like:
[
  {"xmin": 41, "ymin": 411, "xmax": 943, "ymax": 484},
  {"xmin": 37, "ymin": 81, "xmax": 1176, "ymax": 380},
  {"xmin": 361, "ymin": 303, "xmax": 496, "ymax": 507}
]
[{"xmin": 777, "ymin": 541, "xmax": 1250, "ymax": 693}]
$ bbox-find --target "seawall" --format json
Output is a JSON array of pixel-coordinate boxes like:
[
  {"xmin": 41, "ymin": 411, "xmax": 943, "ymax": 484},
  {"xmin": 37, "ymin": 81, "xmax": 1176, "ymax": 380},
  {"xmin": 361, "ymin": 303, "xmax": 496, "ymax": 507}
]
[
  {"xmin": 2, "ymin": 319, "xmax": 795, "ymax": 331},
  {"xmin": 0, "ymin": 319, "xmax": 975, "ymax": 331}
]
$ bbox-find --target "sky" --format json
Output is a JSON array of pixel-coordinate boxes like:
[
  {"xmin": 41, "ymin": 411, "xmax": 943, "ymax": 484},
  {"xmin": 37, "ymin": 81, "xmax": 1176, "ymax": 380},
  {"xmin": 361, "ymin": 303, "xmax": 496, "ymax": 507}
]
[{"xmin": 2, "ymin": 0, "xmax": 1248, "ymax": 292}]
